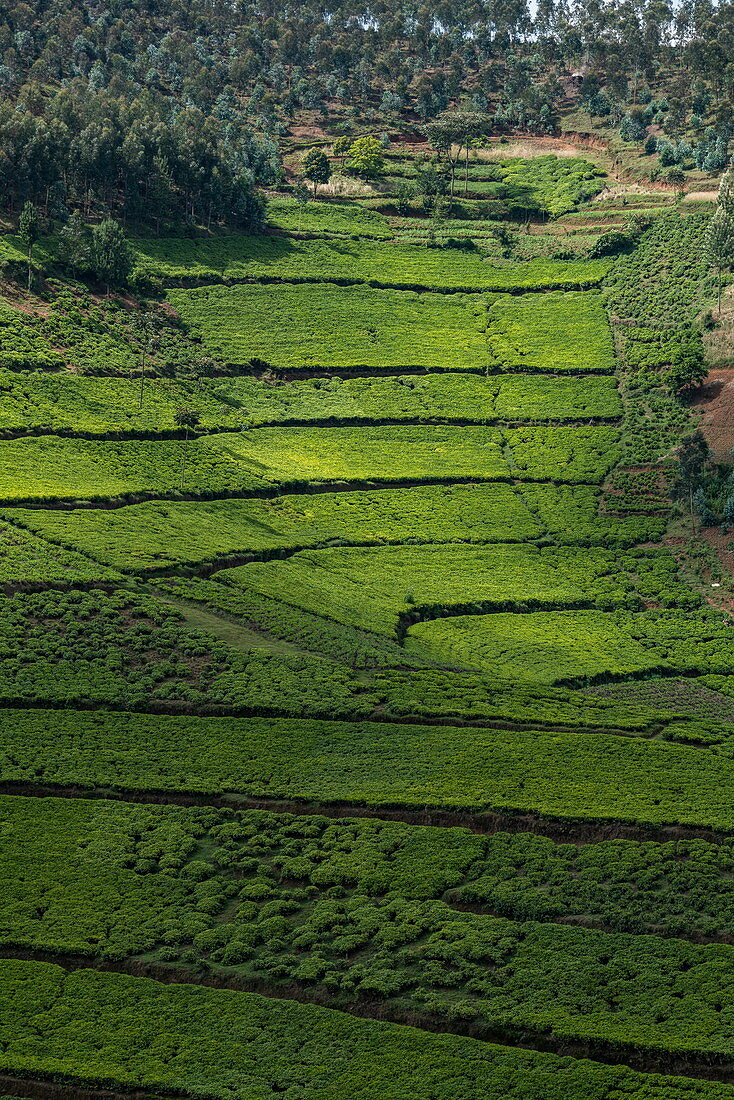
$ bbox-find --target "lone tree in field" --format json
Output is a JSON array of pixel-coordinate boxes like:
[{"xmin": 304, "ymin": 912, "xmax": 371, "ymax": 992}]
[
  {"xmin": 18, "ymin": 201, "xmax": 39, "ymax": 291},
  {"xmin": 292, "ymin": 180, "xmax": 310, "ymax": 231},
  {"xmin": 670, "ymin": 430, "xmax": 709, "ymax": 528},
  {"xmin": 332, "ymin": 136, "xmax": 352, "ymax": 167},
  {"xmin": 302, "ymin": 148, "xmax": 331, "ymax": 197},
  {"xmin": 708, "ymin": 168, "xmax": 734, "ymax": 312},
  {"xmin": 346, "ymin": 135, "xmax": 385, "ymax": 179},
  {"xmin": 424, "ymin": 110, "xmax": 492, "ymax": 196},
  {"xmin": 91, "ymin": 219, "xmax": 133, "ymax": 295},
  {"xmin": 175, "ymin": 406, "xmax": 200, "ymax": 490}
]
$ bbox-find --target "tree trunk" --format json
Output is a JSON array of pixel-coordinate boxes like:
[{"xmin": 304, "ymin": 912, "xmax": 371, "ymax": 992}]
[
  {"xmin": 139, "ymin": 345, "xmax": 146, "ymax": 410},
  {"xmin": 464, "ymin": 143, "xmax": 469, "ymax": 195},
  {"xmin": 180, "ymin": 429, "xmax": 188, "ymax": 491},
  {"xmin": 27, "ymin": 244, "xmax": 32, "ymax": 293}
]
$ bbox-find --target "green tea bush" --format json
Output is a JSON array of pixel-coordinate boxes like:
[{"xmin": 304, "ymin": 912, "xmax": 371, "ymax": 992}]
[
  {"xmin": 213, "ymin": 544, "xmax": 693, "ymax": 638},
  {"xmin": 214, "ymin": 371, "xmax": 622, "ymax": 424},
  {"xmin": 0, "ymin": 521, "xmax": 121, "ymax": 586},
  {"xmin": 486, "ymin": 291, "xmax": 616, "ymax": 373},
  {"xmin": 136, "ymin": 234, "xmax": 610, "ymax": 292},
  {"xmin": 408, "ymin": 608, "xmax": 733, "ymax": 686},
  {"xmin": 5, "ymin": 482, "xmax": 661, "ymax": 577},
  {"xmin": 0, "ymin": 958, "xmax": 730, "ymax": 1100},
  {"xmin": 0, "ymin": 589, "xmax": 373, "ymax": 715},
  {"xmin": 267, "ymin": 198, "xmax": 392, "ymax": 238},
  {"xmin": 169, "ymin": 283, "xmax": 490, "ymax": 370},
  {"xmin": 2, "ymin": 709, "xmax": 734, "ymax": 830},
  {"xmin": 0, "ymin": 299, "xmax": 62, "ymax": 370}
]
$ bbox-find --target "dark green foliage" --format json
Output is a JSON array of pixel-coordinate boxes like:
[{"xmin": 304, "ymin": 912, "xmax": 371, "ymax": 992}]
[
  {"xmin": 2, "ymin": 959, "xmax": 733, "ymax": 1100},
  {"xmin": 2, "ymin": 709, "xmax": 734, "ymax": 829}
]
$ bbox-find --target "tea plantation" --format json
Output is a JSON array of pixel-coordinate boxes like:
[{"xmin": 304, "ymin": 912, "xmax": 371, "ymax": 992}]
[{"xmin": 0, "ymin": 159, "xmax": 729, "ymax": 1100}]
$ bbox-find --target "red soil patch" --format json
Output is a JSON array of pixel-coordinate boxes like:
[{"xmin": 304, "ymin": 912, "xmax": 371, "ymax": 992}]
[{"xmin": 692, "ymin": 370, "xmax": 734, "ymax": 462}]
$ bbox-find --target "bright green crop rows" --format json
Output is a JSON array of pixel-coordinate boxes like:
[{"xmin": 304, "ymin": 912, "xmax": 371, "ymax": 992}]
[
  {"xmin": 213, "ymin": 545, "xmax": 692, "ymax": 638},
  {"xmin": 0, "ymin": 369, "xmax": 622, "ymax": 437},
  {"xmin": 4, "ymin": 484, "xmax": 544, "ymax": 571},
  {"xmin": 0, "ymin": 370, "xmax": 620, "ymax": 436},
  {"xmin": 487, "ymin": 291, "xmax": 616, "ymax": 373},
  {"xmin": 0, "ymin": 369, "xmax": 243, "ymax": 434},
  {"xmin": 0, "ymin": 435, "xmax": 267, "ymax": 504},
  {"xmin": 4, "ymin": 481, "xmax": 660, "ymax": 575},
  {"xmin": 0, "ymin": 425, "xmax": 611, "ymax": 503},
  {"xmin": 2, "ymin": 959, "xmax": 732, "ymax": 1100},
  {"xmin": 408, "ymin": 609, "xmax": 734, "ymax": 686},
  {"xmin": 170, "ymin": 282, "xmax": 489, "ymax": 370},
  {"xmin": 214, "ymin": 371, "xmax": 622, "ymax": 423},
  {"xmin": 136, "ymin": 234, "xmax": 610, "ymax": 292},
  {"xmin": 3, "ymin": 709, "xmax": 734, "ymax": 829},
  {"xmin": 267, "ymin": 197, "xmax": 392, "ymax": 237}
]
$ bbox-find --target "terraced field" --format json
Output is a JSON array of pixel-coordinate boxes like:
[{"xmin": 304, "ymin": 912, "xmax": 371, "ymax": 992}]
[{"xmin": 0, "ymin": 181, "xmax": 729, "ymax": 1100}]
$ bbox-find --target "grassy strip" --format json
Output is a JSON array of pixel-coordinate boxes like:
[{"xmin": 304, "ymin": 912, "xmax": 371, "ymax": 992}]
[
  {"xmin": 2, "ymin": 709, "xmax": 734, "ymax": 829},
  {"xmin": 0, "ymin": 959, "xmax": 733, "ymax": 1099}
]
